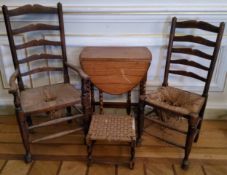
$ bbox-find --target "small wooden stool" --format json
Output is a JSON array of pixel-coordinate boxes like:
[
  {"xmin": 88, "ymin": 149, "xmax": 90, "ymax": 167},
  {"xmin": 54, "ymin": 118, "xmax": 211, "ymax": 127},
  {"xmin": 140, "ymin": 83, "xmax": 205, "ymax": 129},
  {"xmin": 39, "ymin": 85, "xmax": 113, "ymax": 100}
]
[{"xmin": 80, "ymin": 47, "xmax": 151, "ymax": 168}]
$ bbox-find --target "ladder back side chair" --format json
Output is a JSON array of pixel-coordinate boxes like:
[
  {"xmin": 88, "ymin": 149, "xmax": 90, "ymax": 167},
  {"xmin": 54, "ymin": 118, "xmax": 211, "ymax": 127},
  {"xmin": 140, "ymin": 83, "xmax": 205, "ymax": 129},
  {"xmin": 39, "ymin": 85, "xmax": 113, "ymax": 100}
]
[
  {"xmin": 138, "ymin": 17, "xmax": 225, "ymax": 169},
  {"xmin": 80, "ymin": 47, "xmax": 151, "ymax": 169},
  {"xmin": 2, "ymin": 3, "xmax": 91, "ymax": 163}
]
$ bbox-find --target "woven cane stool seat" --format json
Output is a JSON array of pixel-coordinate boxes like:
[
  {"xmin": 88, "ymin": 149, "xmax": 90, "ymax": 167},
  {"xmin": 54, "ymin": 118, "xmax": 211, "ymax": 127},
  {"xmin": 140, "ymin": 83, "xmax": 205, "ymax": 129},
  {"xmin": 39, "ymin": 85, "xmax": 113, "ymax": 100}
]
[
  {"xmin": 144, "ymin": 86, "xmax": 205, "ymax": 116},
  {"xmin": 87, "ymin": 114, "xmax": 136, "ymax": 142}
]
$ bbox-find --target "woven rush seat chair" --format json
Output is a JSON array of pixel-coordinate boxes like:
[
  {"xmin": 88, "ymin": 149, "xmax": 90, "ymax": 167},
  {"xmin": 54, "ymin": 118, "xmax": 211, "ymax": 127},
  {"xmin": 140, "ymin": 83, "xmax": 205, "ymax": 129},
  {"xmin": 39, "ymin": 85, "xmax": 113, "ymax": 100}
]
[
  {"xmin": 80, "ymin": 47, "xmax": 151, "ymax": 169},
  {"xmin": 138, "ymin": 17, "xmax": 225, "ymax": 169},
  {"xmin": 2, "ymin": 3, "xmax": 90, "ymax": 162},
  {"xmin": 146, "ymin": 86, "xmax": 205, "ymax": 117}
]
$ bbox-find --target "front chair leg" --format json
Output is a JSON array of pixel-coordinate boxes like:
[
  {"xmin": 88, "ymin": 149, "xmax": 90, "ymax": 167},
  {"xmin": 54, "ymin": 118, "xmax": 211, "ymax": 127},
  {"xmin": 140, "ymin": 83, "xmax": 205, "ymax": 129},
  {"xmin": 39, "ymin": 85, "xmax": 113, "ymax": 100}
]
[
  {"xmin": 194, "ymin": 117, "xmax": 203, "ymax": 143},
  {"xmin": 129, "ymin": 141, "xmax": 136, "ymax": 169},
  {"xmin": 182, "ymin": 117, "xmax": 196, "ymax": 169},
  {"xmin": 81, "ymin": 79, "xmax": 91, "ymax": 136},
  {"xmin": 16, "ymin": 110, "xmax": 31, "ymax": 163}
]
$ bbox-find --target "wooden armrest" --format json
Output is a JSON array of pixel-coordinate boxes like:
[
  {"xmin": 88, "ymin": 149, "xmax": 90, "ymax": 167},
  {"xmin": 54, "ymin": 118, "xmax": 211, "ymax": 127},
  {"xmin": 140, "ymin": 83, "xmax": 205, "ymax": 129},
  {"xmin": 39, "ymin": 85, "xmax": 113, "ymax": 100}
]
[
  {"xmin": 9, "ymin": 69, "xmax": 19, "ymax": 94},
  {"xmin": 65, "ymin": 62, "xmax": 89, "ymax": 80}
]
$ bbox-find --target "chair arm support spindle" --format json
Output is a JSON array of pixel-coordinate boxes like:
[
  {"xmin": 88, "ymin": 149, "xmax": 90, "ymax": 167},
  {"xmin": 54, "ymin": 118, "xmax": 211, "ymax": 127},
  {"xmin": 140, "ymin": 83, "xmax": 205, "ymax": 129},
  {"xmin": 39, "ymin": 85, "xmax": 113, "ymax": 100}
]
[
  {"xmin": 9, "ymin": 69, "xmax": 19, "ymax": 94},
  {"xmin": 65, "ymin": 62, "xmax": 89, "ymax": 80}
]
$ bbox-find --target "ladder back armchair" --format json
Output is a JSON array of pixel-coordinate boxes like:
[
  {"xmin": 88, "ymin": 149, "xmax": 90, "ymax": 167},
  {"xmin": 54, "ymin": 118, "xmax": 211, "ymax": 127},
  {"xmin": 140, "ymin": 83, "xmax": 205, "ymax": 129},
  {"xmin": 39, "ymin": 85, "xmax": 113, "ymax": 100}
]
[{"xmin": 2, "ymin": 3, "xmax": 91, "ymax": 163}]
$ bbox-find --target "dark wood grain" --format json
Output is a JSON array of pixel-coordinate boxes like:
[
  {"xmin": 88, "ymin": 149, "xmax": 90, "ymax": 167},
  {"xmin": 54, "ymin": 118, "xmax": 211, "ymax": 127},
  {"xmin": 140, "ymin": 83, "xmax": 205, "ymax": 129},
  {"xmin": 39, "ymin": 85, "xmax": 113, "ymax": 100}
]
[
  {"xmin": 20, "ymin": 67, "xmax": 63, "ymax": 76},
  {"xmin": 2, "ymin": 5, "xmax": 25, "ymax": 90},
  {"xmin": 163, "ymin": 17, "xmax": 177, "ymax": 86},
  {"xmin": 173, "ymin": 35, "xmax": 216, "ymax": 47},
  {"xmin": 170, "ymin": 59, "xmax": 209, "ymax": 71},
  {"xmin": 12, "ymin": 24, "xmax": 59, "ymax": 35},
  {"xmin": 15, "ymin": 39, "xmax": 61, "ymax": 50},
  {"xmin": 203, "ymin": 22, "xmax": 225, "ymax": 97},
  {"xmin": 169, "ymin": 70, "xmax": 206, "ymax": 82},
  {"xmin": 6, "ymin": 4, "xmax": 57, "ymax": 16},
  {"xmin": 19, "ymin": 54, "xmax": 62, "ymax": 64},
  {"xmin": 172, "ymin": 48, "xmax": 212, "ymax": 60},
  {"xmin": 176, "ymin": 20, "xmax": 220, "ymax": 33},
  {"xmin": 2, "ymin": 3, "xmax": 91, "ymax": 163},
  {"xmin": 139, "ymin": 17, "xmax": 225, "ymax": 170},
  {"xmin": 57, "ymin": 2, "xmax": 69, "ymax": 84}
]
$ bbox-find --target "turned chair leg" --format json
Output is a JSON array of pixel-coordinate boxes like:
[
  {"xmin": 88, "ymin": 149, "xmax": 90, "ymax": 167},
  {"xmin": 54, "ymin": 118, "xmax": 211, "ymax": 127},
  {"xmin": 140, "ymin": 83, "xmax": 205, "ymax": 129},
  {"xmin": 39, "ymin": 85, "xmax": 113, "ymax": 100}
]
[
  {"xmin": 91, "ymin": 83, "xmax": 95, "ymax": 112},
  {"xmin": 182, "ymin": 118, "xmax": 196, "ymax": 169},
  {"xmin": 16, "ymin": 110, "xmax": 31, "ymax": 163},
  {"xmin": 26, "ymin": 115, "xmax": 33, "ymax": 127},
  {"xmin": 129, "ymin": 141, "xmax": 136, "ymax": 169},
  {"xmin": 26, "ymin": 115, "xmax": 35, "ymax": 134},
  {"xmin": 137, "ymin": 101, "xmax": 145, "ymax": 144},
  {"xmin": 66, "ymin": 106, "xmax": 72, "ymax": 123},
  {"xmin": 194, "ymin": 116, "xmax": 203, "ymax": 143},
  {"xmin": 127, "ymin": 91, "xmax": 131, "ymax": 115}
]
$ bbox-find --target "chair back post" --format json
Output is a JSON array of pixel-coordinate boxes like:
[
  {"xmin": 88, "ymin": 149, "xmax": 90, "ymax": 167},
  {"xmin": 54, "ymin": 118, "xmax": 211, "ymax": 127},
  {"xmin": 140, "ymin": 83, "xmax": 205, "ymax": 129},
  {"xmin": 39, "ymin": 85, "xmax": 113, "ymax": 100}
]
[
  {"xmin": 202, "ymin": 22, "xmax": 225, "ymax": 97},
  {"xmin": 2, "ymin": 5, "xmax": 25, "ymax": 90},
  {"xmin": 162, "ymin": 17, "xmax": 225, "ymax": 97},
  {"xmin": 162, "ymin": 17, "xmax": 177, "ymax": 87},
  {"xmin": 57, "ymin": 2, "xmax": 69, "ymax": 83},
  {"xmin": 2, "ymin": 3, "xmax": 70, "ymax": 90}
]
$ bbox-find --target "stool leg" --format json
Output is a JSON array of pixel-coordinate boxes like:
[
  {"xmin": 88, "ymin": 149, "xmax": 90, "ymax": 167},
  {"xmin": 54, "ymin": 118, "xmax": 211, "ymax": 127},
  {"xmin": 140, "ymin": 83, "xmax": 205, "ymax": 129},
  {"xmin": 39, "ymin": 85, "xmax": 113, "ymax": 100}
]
[
  {"xmin": 129, "ymin": 141, "xmax": 136, "ymax": 169},
  {"xmin": 99, "ymin": 90, "xmax": 104, "ymax": 114},
  {"xmin": 127, "ymin": 91, "xmax": 131, "ymax": 115},
  {"xmin": 91, "ymin": 83, "xmax": 95, "ymax": 112},
  {"xmin": 87, "ymin": 140, "xmax": 95, "ymax": 166}
]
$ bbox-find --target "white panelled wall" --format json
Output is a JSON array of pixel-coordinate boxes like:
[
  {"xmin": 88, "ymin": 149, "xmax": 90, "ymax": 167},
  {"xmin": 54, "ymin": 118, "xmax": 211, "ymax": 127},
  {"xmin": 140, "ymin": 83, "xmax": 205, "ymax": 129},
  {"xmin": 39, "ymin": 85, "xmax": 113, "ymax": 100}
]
[{"xmin": 0, "ymin": 0, "xmax": 227, "ymax": 117}]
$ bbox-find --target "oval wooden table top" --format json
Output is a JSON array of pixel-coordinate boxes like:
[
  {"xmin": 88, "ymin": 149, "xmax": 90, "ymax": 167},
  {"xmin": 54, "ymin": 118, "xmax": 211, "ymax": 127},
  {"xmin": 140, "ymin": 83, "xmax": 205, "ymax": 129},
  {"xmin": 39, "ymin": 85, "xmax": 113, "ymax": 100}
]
[{"xmin": 80, "ymin": 47, "xmax": 152, "ymax": 95}]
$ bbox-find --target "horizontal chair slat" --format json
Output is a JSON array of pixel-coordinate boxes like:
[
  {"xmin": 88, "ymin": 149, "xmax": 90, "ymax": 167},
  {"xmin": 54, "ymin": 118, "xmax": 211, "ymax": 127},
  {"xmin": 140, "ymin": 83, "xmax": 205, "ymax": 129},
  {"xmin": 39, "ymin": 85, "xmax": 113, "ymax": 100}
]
[
  {"xmin": 19, "ymin": 54, "xmax": 63, "ymax": 64},
  {"xmin": 12, "ymin": 24, "xmax": 59, "ymax": 35},
  {"xmin": 172, "ymin": 48, "xmax": 213, "ymax": 60},
  {"xmin": 145, "ymin": 116, "xmax": 187, "ymax": 134},
  {"xmin": 176, "ymin": 20, "xmax": 220, "ymax": 33},
  {"xmin": 173, "ymin": 35, "xmax": 216, "ymax": 47},
  {"xmin": 145, "ymin": 131, "xmax": 185, "ymax": 149},
  {"xmin": 31, "ymin": 127, "xmax": 83, "ymax": 143},
  {"xmin": 21, "ymin": 67, "xmax": 63, "ymax": 76},
  {"xmin": 28, "ymin": 114, "xmax": 83, "ymax": 130},
  {"xmin": 170, "ymin": 59, "xmax": 209, "ymax": 71},
  {"xmin": 7, "ymin": 4, "xmax": 57, "ymax": 17},
  {"xmin": 15, "ymin": 39, "xmax": 61, "ymax": 50},
  {"xmin": 169, "ymin": 70, "xmax": 206, "ymax": 82}
]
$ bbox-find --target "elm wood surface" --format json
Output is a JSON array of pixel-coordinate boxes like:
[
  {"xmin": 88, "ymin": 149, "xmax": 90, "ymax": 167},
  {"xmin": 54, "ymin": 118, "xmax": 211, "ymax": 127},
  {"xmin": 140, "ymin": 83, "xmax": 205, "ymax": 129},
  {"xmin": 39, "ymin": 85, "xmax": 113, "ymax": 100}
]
[
  {"xmin": 80, "ymin": 47, "xmax": 151, "ymax": 95},
  {"xmin": 0, "ymin": 117, "xmax": 227, "ymax": 175},
  {"xmin": 2, "ymin": 3, "xmax": 90, "ymax": 163},
  {"xmin": 138, "ymin": 17, "xmax": 225, "ymax": 169}
]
